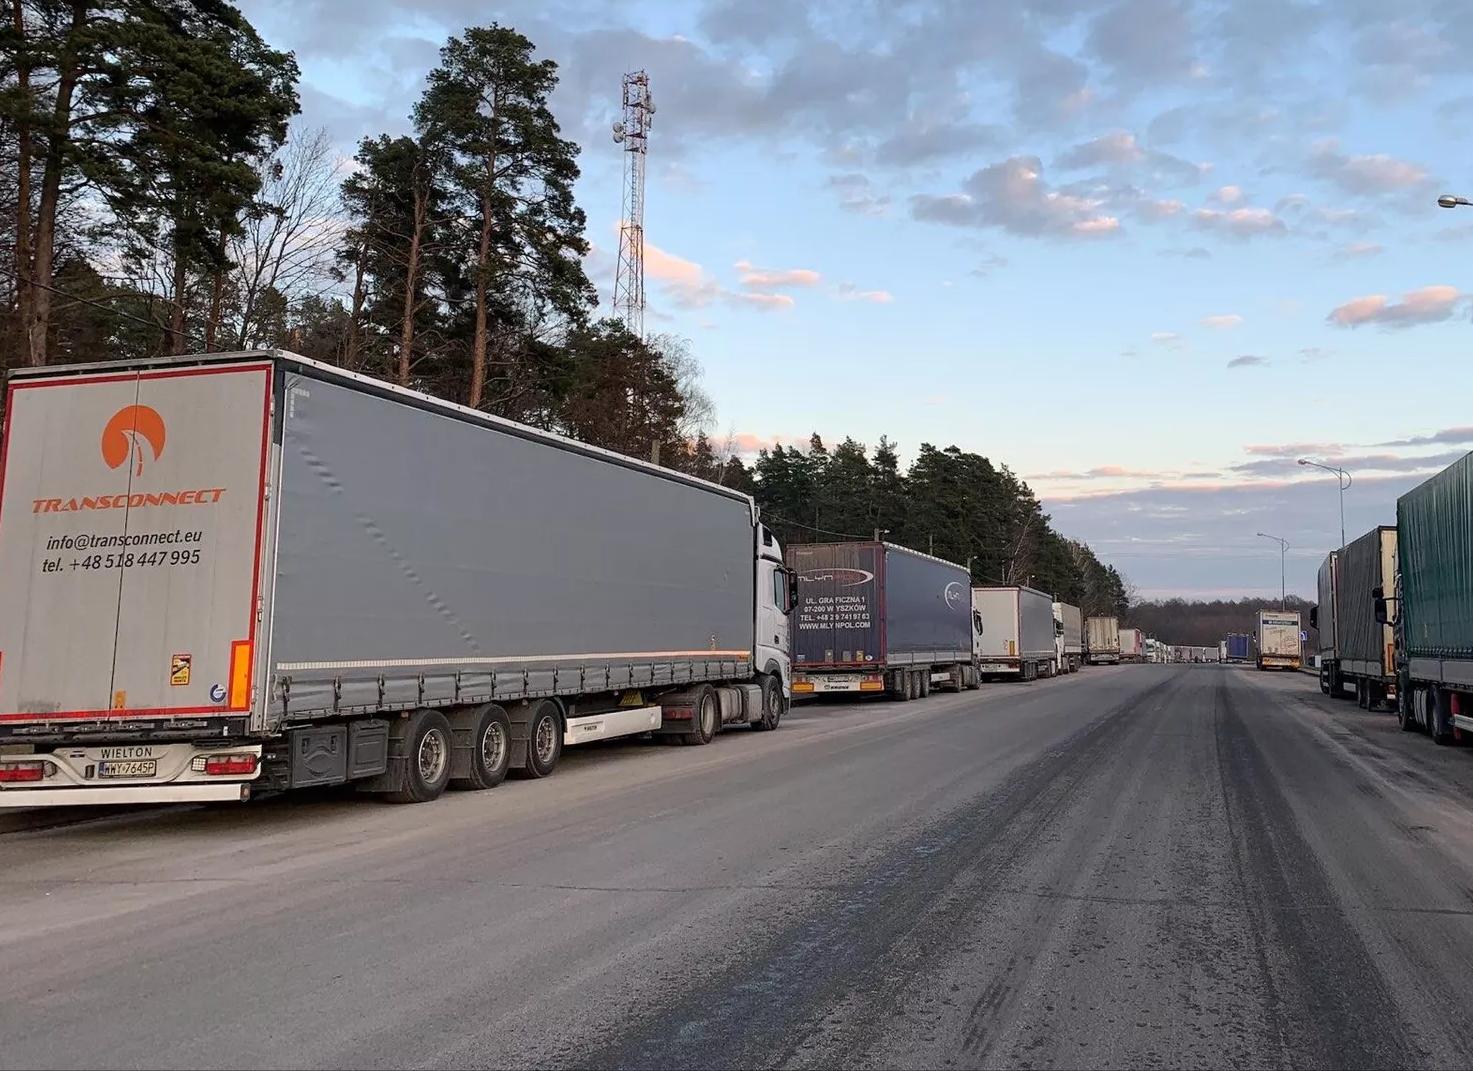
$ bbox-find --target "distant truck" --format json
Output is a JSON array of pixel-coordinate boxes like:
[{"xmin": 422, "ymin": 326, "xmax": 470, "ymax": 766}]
[
  {"xmin": 1053, "ymin": 601, "xmax": 1083, "ymax": 674},
  {"xmin": 1386, "ymin": 453, "xmax": 1473, "ymax": 741},
  {"xmin": 0, "ymin": 352, "xmax": 797, "ymax": 807},
  {"xmin": 1255, "ymin": 610, "xmax": 1303, "ymax": 671},
  {"xmin": 973, "ymin": 585, "xmax": 1057, "ymax": 680},
  {"xmin": 1225, "ymin": 633, "xmax": 1251, "ymax": 664},
  {"xmin": 789, "ymin": 541, "xmax": 974, "ymax": 700},
  {"xmin": 1086, "ymin": 616, "xmax": 1120, "ymax": 664},
  {"xmin": 1119, "ymin": 627, "xmax": 1144, "ymax": 663},
  {"xmin": 1322, "ymin": 527, "xmax": 1397, "ymax": 710},
  {"xmin": 1313, "ymin": 552, "xmax": 1340, "ymax": 694}
]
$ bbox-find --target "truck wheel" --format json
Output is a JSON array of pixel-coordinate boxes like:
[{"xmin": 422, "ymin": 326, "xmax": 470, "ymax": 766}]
[
  {"xmin": 895, "ymin": 671, "xmax": 912, "ymax": 702},
  {"xmin": 1398, "ymin": 690, "xmax": 1417, "ymax": 732},
  {"xmin": 918, "ymin": 671, "xmax": 931, "ymax": 698},
  {"xmin": 1429, "ymin": 687, "xmax": 1452, "ymax": 745},
  {"xmin": 450, "ymin": 704, "xmax": 511, "ymax": 791},
  {"xmin": 524, "ymin": 700, "xmax": 564, "ymax": 776},
  {"xmin": 682, "ymin": 685, "xmax": 718, "ymax": 745},
  {"xmin": 752, "ymin": 674, "xmax": 785, "ymax": 731},
  {"xmin": 386, "ymin": 709, "xmax": 453, "ymax": 804},
  {"xmin": 965, "ymin": 666, "xmax": 980, "ymax": 689}
]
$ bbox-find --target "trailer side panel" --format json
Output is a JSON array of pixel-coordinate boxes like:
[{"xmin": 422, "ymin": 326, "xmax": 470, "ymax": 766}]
[{"xmin": 268, "ymin": 370, "xmax": 756, "ymax": 717}]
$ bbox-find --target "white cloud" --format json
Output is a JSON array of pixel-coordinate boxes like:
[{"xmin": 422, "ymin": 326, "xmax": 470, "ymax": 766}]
[
  {"xmin": 1308, "ymin": 139, "xmax": 1435, "ymax": 197},
  {"xmin": 644, "ymin": 241, "xmax": 797, "ymax": 312},
  {"xmin": 837, "ymin": 282, "xmax": 894, "ymax": 304},
  {"xmin": 911, "ymin": 156, "xmax": 1123, "ymax": 239},
  {"xmin": 1202, "ymin": 313, "xmax": 1244, "ymax": 329},
  {"xmin": 734, "ymin": 260, "xmax": 822, "ymax": 290},
  {"xmin": 1193, "ymin": 205, "xmax": 1286, "ymax": 237},
  {"xmin": 1328, "ymin": 285, "xmax": 1462, "ymax": 328}
]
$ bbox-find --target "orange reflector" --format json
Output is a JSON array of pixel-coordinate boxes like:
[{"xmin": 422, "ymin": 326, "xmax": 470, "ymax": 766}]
[
  {"xmin": 792, "ymin": 681, "xmax": 815, "ymax": 693},
  {"xmin": 859, "ymin": 681, "xmax": 884, "ymax": 691},
  {"xmin": 228, "ymin": 640, "xmax": 253, "ymax": 709}
]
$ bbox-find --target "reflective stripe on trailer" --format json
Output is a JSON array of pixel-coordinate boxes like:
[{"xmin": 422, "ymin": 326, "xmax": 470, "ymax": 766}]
[{"xmin": 0, "ymin": 782, "xmax": 251, "ymax": 807}]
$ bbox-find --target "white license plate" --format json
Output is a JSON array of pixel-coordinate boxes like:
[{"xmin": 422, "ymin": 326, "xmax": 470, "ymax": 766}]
[
  {"xmin": 98, "ymin": 759, "xmax": 156, "ymax": 779},
  {"xmin": 978, "ymin": 663, "xmax": 1014, "ymax": 672}
]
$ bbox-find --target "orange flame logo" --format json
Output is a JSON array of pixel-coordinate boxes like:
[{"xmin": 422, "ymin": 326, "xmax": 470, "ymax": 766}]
[{"xmin": 101, "ymin": 406, "xmax": 166, "ymax": 476}]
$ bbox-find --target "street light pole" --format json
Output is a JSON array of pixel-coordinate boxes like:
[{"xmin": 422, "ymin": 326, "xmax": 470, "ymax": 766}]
[
  {"xmin": 1297, "ymin": 458, "xmax": 1352, "ymax": 552},
  {"xmin": 1257, "ymin": 531, "xmax": 1289, "ymax": 609}
]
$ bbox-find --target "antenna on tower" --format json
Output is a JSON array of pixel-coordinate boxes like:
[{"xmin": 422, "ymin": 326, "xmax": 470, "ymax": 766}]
[{"xmin": 612, "ymin": 70, "xmax": 653, "ymax": 339}]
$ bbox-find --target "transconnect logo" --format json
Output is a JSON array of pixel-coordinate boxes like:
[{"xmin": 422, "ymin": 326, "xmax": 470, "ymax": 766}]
[
  {"xmin": 101, "ymin": 405, "xmax": 167, "ymax": 476},
  {"xmin": 29, "ymin": 403, "xmax": 224, "ymax": 515}
]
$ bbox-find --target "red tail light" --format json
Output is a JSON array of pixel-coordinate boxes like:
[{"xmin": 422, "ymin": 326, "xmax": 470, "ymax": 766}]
[
  {"xmin": 0, "ymin": 761, "xmax": 48, "ymax": 783},
  {"xmin": 203, "ymin": 754, "xmax": 258, "ymax": 776}
]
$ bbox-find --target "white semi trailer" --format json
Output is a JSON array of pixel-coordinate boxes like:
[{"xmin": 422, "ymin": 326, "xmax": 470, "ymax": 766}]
[
  {"xmin": 1053, "ymin": 601, "xmax": 1083, "ymax": 674},
  {"xmin": 0, "ymin": 351, "xmax": 797, "ymax": 806},
  {"xmin": 973, "ymin": 585, "xmax": 1057, "ymax": 681}
]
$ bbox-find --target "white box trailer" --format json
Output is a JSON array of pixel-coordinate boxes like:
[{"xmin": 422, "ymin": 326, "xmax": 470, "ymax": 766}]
[
  {"xmin": 0, "ymin": 352, "xmax": 796, "ymax": 806},
  {"xmin": 1119, "ymin": 627, "xmax": 1145, "ymax": 663},
  {"xmin": 973, "ymin": 585, "xmax": 1057, "ymax": 681},
  {"xmin": 1086, "ymin": 615, "xmax": 1120, "ymax": 664},
  {"xmin": 1053, "ymin": 601, "xmax": 1083, "ymax": 673},
  {"xmin": 1256, "ymin": 610, "xmax": 1303, "ymax": 671}
]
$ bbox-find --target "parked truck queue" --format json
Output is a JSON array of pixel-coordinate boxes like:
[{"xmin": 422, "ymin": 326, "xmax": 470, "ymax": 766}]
[
  {"xmin": 1311, "ymin": 449, "xmax": 1473, "ymax": 745},
  {"xmin": 0, "ymin": 351, "xmax": 1163, "ymax": 810}
]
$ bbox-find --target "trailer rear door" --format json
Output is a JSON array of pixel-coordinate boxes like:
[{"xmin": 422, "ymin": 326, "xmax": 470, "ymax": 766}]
[{"xmin": 0, "ymin": 362, "xmax": 273, "ymax": 722}]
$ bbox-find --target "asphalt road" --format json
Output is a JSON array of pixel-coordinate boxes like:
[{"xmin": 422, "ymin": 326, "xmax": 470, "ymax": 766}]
[{"xmin": 6, "ymin": 664, "xmax": 1473, "ymax": 1070}]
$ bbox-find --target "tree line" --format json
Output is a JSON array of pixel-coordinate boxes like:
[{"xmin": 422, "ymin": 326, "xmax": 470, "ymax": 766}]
[
  {"xmin": 702, "ymin": 434, "xmax": 1128, "ymax": 616},
  {"xmin": 1127, "ymin": 596, "xmax": 1318, "ymax": 650},
  {"xmin": 1, "ymin": 3, "xmax": 1128, "ymax": 613}
]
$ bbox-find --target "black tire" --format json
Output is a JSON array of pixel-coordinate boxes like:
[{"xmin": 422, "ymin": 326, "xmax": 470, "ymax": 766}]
[
  {"xmin": 918, "ymin": 671, "xmax": 931, "ymax": 698},
  {"xmin": 683, "ymin": 685, "xmax": 719, "ymax": 745},
  {"xmin": 896, "ymin": 671, "xmax": 913, "ymax": 702},
  {"xmin": 524, "ymin": 700, "xmax": 564, "ymax": 777},
  {"xmin": 450, "ymin": 704, "xmax": 511, "ymax": 791},
  {"xmin": 1430, "ymin": 687, "xmax": 1452, "ymax": 745},
  {"xmin": 751, "ymin": 674, "xmax": 785, "ymax": 731},
  {"xmin": 1398, "ymin": 689, "xmax": 1417, "ymax": 732},
  {"xmin": 385, "ymin": 709, "xmax": 452, "ymax": 804}
]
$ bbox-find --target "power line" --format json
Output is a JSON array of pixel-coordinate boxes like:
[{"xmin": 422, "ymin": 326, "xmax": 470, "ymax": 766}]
[
  {"xmin": 763, "ymin": 514, "xmax": 870, "ymax": 541},
  {"xmin": 0, "ymin": 264, "xmax": 209, "ymax": 349}
]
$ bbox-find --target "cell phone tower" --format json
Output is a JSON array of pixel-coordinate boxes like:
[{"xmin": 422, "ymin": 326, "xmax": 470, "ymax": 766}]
[{"xmin": 612, "ymin": 70, "xmax": 654, "ymax": 339}]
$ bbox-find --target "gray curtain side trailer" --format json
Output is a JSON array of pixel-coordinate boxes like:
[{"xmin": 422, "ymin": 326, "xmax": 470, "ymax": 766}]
[
  {"xmin": 0, "ymin": 351, "xmax": 796, "ymax": 806},
  {"xmin": 1335, "ymin": 526, "xmax": 1397, "ymax": 710}
]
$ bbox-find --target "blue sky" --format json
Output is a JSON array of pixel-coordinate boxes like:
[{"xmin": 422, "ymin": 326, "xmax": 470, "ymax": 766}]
[{"xmin": 240, "ymin": 0, "xmax": 1473, "ymax": 600}]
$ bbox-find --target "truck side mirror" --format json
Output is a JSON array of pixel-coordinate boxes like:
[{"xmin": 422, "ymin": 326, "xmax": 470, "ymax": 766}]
[
  {"xmin": 973, "ymin": 610, "xmax": 984, "ymax": 634},
  {"xmin": 1309, "ymin": 606, "xmax": 1318, "ymax": 629},
  {"xmin": 783, "ymin": 567, "xmax": 800, "ymax": 614},
  {"xmin": 1055, "ymin": 621, "xmax": 1064, "ymax": 636},
  {"xmin": 1373, "ymin": 596, "xmax": 1388, "ymax": 626}
]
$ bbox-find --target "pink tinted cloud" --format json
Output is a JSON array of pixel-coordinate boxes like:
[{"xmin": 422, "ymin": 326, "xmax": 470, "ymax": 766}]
[
  {"xmin": 1328, "ymin": 285, "xmax": 1461, "ymax": 328},
  {"xmin": 734, "ymin": 260, "xmax": 822, "ymax": 290}
]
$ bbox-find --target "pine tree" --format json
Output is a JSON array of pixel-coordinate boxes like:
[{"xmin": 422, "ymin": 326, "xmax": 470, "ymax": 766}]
[{"xmin": 413, "ymin": 24, "xmax": 593, "ymax": 410}]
